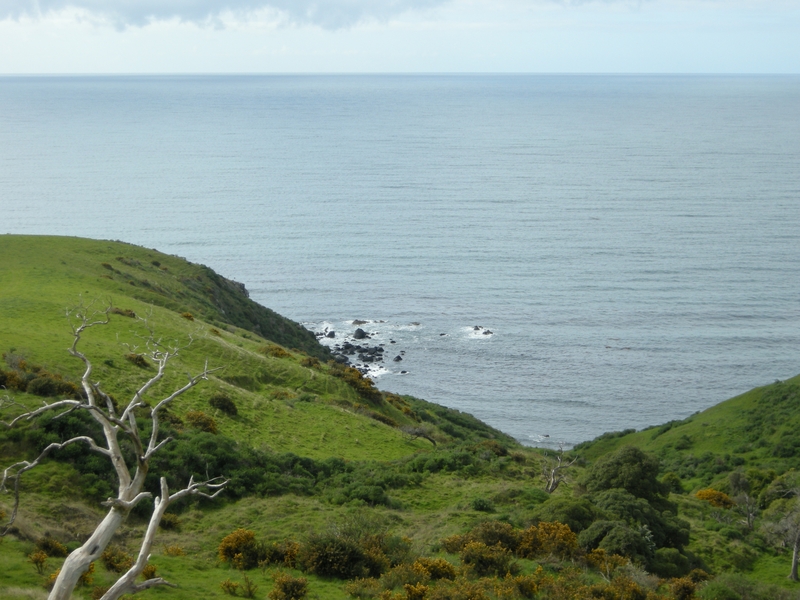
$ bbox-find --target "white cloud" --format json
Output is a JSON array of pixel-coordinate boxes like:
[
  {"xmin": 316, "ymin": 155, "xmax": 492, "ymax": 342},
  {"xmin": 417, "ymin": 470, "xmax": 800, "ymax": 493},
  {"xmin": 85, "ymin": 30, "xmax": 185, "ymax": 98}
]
[{"xmin": 0, "ymin": 0, "xmax": 451, "ymax": 29}]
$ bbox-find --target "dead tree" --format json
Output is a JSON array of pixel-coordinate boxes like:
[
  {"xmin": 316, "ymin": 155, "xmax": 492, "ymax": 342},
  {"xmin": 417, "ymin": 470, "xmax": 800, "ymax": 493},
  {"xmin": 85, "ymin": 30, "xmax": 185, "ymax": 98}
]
[
  {"xmin": 541, "ymin": 443, "xmax": 578, "ymax": 494},
  {"xmin": 0, "ymin": 302, "xmax": 226, "ymax": 600},
  {"xmin": 401, "ymin": 425, "xmax": 437, "ymax": 447}
]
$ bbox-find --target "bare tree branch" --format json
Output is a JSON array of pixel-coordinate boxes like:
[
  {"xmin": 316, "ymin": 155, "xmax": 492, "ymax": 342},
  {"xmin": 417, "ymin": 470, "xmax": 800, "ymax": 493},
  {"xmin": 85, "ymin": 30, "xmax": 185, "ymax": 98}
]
[
  {"xmin": 0, "ymin": 302, "xmax": 227, "ymax": 600},
  {"xmin": 1, "ymin": 436, "xmax": 112, "ymax": 536},
  {"xmin": 100, "ymin": 476, "xmax": 227, "ymax": 600}
]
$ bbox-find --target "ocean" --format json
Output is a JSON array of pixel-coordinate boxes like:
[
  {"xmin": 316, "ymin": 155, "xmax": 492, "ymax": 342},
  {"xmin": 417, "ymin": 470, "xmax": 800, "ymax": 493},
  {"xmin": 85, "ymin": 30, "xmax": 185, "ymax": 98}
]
[{"xmin": 1, "ymin": 74, "xmax": 799, "ymax": 448}]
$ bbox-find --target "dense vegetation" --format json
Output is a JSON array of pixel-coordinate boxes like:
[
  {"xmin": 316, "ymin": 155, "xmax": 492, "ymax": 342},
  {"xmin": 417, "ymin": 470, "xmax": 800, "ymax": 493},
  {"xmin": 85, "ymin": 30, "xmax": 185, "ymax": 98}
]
[{"xmin": 2, "ymin": 236, "xmax": 800, "ymax": 600}]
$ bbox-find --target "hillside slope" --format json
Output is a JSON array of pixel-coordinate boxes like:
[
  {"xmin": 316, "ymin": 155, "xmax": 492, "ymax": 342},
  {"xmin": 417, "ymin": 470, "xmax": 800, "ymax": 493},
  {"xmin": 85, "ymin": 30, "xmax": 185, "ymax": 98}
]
[
  {"xmin": 3, "ymin": 235, "xmax": 800, "ymax": 600},
  {"xmin": 0, "ymin": 234, "xmax": 329, "ymax": 360}
]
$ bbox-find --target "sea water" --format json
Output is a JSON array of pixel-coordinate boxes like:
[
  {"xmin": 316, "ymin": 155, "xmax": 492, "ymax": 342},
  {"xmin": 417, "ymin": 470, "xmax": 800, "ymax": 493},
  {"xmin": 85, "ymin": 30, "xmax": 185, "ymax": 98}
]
[{"xmin": 1, "ymin": 74, "xmax": 799, "ymax": 447}]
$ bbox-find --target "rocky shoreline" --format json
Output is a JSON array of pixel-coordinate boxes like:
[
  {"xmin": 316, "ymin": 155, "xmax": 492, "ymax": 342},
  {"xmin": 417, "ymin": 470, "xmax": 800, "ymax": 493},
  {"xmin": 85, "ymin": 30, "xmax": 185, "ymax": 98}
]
[
  {"xmin": 312, "ymin": 320, "xmax": 494, "ymax": 379},
  {"xmin": 314, "ymin": 322, "xmax": 408, "ymax": 377}
]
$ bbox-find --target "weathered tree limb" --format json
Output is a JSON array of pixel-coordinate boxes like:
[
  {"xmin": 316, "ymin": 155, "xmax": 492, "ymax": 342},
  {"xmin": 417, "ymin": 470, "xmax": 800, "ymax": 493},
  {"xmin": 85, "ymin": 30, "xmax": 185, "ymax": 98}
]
[
  {"xmin": 0, "ymin": 301, "xmax": 226, "ymax": 600},
  {"xmin": 100, "ymin": 476, "xmax": 226, "ymax": 600}
]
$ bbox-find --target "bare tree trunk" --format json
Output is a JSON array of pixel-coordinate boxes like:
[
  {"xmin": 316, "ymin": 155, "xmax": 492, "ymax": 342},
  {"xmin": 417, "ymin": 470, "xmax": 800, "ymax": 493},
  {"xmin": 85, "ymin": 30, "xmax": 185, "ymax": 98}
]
[
  {"xmin": 50, "ymin": 508, "xmax": 127, "ymax": 600},
  {"xmin": 791, "ymin": 532, "xmax": 800, "ymax": 582},
  {"xmin": 1, "ymin": 303, "xmax": 226, "ymax": 600}
]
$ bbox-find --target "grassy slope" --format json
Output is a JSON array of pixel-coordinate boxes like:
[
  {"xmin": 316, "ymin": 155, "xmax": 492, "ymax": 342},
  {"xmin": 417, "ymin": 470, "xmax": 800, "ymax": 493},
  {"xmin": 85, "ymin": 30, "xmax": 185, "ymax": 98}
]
[
  {"xmin": 1, "ymin": 235, "xmax": 527, "ymax": 599},
  {"xmin": 3, "ymin": 235, "xmax": 800, "ymax": 598},
  {"xmin": 0, "ymin": 234, "xmax": 329, "ymax": 360},
  {"xmin": 574, "ymin": 376, "xmax": 800, "ymax": 585}
]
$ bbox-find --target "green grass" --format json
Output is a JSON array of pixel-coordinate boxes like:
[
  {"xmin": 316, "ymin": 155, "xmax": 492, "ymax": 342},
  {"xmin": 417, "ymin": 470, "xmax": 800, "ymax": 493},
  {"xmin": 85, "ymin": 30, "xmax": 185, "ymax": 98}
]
[{"xmin": 5, "ymin": 235, "xmax": 800, "ymax": 599}]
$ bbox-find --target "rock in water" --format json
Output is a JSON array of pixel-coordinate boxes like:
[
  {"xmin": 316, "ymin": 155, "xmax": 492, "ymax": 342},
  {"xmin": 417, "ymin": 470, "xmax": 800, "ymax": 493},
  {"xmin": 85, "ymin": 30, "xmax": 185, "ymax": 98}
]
[{"xmin": 354, "ymin": 328, "xmax": 367, "ymax": 339}]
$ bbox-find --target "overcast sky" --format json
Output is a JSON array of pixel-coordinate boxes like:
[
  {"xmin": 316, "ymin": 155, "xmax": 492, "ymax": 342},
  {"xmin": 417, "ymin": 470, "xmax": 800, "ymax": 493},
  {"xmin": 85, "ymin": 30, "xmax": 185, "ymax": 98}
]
[{"xmin": 0, "ymin": 0, "xmax": 798, "ymax": 73}]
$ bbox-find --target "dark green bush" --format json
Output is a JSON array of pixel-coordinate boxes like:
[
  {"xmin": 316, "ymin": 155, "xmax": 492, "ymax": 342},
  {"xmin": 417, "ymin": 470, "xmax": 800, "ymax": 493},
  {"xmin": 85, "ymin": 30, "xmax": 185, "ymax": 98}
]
[
  {"xmin": 469, "ymin": 521, "xmax": 519, "ymax": 552},
  {"xmin": 125, "ymin": 353, "xmax": 150, "ymax": 368},
  {"xmin": 36, "ymin": 536, "xmax": 68, "ymax": 557},
  {"xmin": 159, "ymin": 513, "xmax": 181, "ymax": 531},
  {"xmin": 26, "ymin": 376, "xmax": 59, "ymax": 397},
  {"xmin": 297, "ymin": 533, "xmax": 369, "ymax": 579},
  {"xmin": 209, "ymin": 394, "xmax": 238, "ymax": 416},
  {"xmin": 582, "ymin": 445, "xmax": 669, "ymax": 503},
  {"xmin": 471, "ymin": 498, "xmax": 495, "ymax": 512},
  {"xmin": 650, "ymin": 547, "xmax": 691, "ymax": 578},
  {"xmin": 532, "ymin": 496, "xmax": 597, "ymax": 533}
]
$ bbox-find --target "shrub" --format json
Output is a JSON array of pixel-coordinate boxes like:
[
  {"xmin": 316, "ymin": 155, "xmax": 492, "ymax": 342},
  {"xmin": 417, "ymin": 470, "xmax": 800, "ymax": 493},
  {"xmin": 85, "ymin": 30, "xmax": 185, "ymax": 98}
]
[
  {"xmin": 650, "ymin": 547, "xmax": 691, "ymax": 578},
  {"xmin": 500, "ymin": 573, "xmax": 541, "ymax": 599},
  {"xmin": 125, "ymin": 353, "xmax": 150, "ymax": 368},
  {"xmin": 210, "ymin": 394, "xmax": 238, "ymax": 416},
  {"xmin": 586, "ymin": 548, "xmax": 628, "ymax": 580},
  {"xmin": 159, "ymin": 512, "xmax": 181, "ymax": 531},
  {"xmin": 472, "ymin": 440, "xmax": 508, "ymax": 457},
  {"xmin": 471, "ymin": 498, "xmax": 495, "ymax": 512},
  {"xmin": 380, "ymin": 563, "xmax": 429, "ymax": 590},
  {"xmin": 260, "ymin": 540, "xmax": 301, "ymax": 569},
  {"xmin": 297, "ymin": 533, "xmax": 369, "ymax": 579},
  {"xmin": 37, "ymin": 536, "xmax": 68, "ymax": 557},
  {"xmin": 164, "ymin": 544, "xmax": 185, "ymax": 556},
  {"xmin": 427, "ymin": 577, "xmax": 492, "ymax": 600},
  {"xmin": 662, "ymin": 472, "xmax": 684, "ymax": 494},
  {"xmin": 111, "ymin": 307, "xmax": 137, "ymax": 318},
  {"xmin": 459, "ymin": 542, "xmax": 516, "ymax": 577},
  {"xmin": 329, "ymin": 362, "xmax": 382, "ymax": 402},
  {"xmin": 262, "ymin": 345, "xmax": 291, "ymax": 358},
  {"xmin": 181, "ymin": 312, "xmax": 195, "ymax": 321},
  {"xmin": 404, "ymin": 582, "xmax": 429, "ymax": 600},
  {"xmin": 470, "ymin": 521, "xmax": 519, "ymax": 552},
  {"xmin": 696, "ymin": 489, "xmax": 734, "ymax": 509},
  {"xmin": 413, "ymin": 558, "xmax": 456, "ymax": 581},
  {"xmin": 532, "ymin": 497, "xmax": 597, "ymax": 533},
  {"xmin": 29, "ymin": 550, "xmax": 49, "ymax": 574},
  {"xmin": 220, "ymin": 578, "xmax": 240, "ymax": 595},
  {"xmin": 441, "ymin": 534, "xmax": 469, "ymax": 553},
  {"xmin": 26, "ymin": 376, "xmax": 58, "ymax": 397},
  {"xmin": 142, "ymin": 564, "xmax": 157, "ymax": 580},
  {"xmin": 79, "ymin": 562, "xmax": 95, "ymax": 586},
  {"xmin": 300, "ymin": 356, "xmax": 321, "ymax": 369},
  {"xmin": 518, "ymin": 521, "xmax": 578, "ymax": 560},
  {"xmin": 186, "ymin": 410, "xmax": 219, "ymax": 434},
  {"xmin": 582, "ymin": 445, "xmax": 669, "ymax": 502},
  {"xmin": 269, "ymin": 571, "xmax": 308, "ymax": 600},
  {"xmin": 241, "ymin": 574, "xmax": 259, "ymax": 598},
  {"xmin": 588, "ymin": 575, "xmax": 649, "ymax": 600},
  {"xmin": 670, "ymin": 577, "xmax": 696, "ymax": 600},
  {"xmin": 344, "ymin": 577, "xmax": 382, "ymax": 598},
  {"xmin": 219, "ymin": 529, "xmax": 261, "ymax": 570},
  {"xmin": 91, "ymin": 586, "xmax": 110, "ymax": 600},
  {"xmin": 101, "ymin": 546, "xmax": 134, "ymax": 573}
]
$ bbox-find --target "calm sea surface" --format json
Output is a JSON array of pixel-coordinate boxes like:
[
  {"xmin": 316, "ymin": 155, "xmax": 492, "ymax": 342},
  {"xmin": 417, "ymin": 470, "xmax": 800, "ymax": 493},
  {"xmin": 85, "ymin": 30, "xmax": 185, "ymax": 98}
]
[{"xmin": 2, "ymin": 75, "xmax": 799, "ymax": 447}]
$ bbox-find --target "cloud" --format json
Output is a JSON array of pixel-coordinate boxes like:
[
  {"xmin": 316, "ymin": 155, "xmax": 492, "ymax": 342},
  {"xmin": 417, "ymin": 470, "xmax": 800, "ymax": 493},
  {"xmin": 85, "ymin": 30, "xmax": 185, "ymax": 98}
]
[{"xmin": 0, "ymin": 0, "xmax": 448, "ymax": 29}]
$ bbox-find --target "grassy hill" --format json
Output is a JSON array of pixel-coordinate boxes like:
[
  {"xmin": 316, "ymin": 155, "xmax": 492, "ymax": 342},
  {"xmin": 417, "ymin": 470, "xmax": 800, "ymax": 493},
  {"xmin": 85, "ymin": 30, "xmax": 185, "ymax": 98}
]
[{"xmin": 2, "ymin": 235, "xmax": 800, "ymax": 600}]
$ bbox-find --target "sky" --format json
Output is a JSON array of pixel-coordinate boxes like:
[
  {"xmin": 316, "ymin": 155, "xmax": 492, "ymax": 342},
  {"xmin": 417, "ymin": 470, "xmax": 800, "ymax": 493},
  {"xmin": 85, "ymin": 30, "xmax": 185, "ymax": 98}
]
[{"xmin": 0, "ymin": 0, "xmax": 798, "ymax": 73}]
